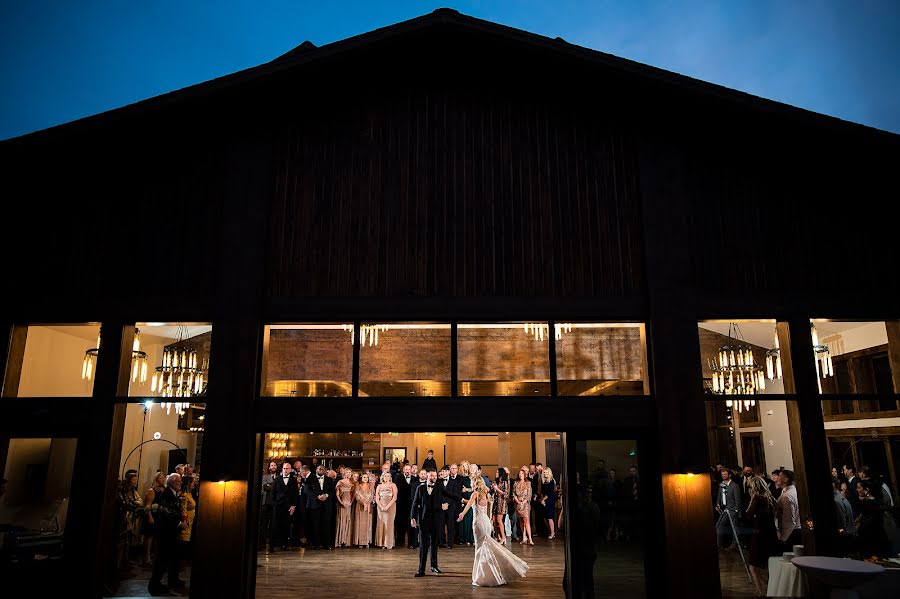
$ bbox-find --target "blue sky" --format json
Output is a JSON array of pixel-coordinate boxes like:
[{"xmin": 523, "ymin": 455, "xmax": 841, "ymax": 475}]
[{"xmin": 2, "ymin": 1, "xmax": 899, "ymax": 140}]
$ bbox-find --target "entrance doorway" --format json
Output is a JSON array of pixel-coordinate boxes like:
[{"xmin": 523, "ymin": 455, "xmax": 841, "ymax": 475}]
[{"xmin": 254, "ymin": 431, "xmax": 565, "ymax": 598}]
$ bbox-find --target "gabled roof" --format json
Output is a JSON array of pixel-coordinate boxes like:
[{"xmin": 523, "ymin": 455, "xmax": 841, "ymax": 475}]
[{"xmin": 4, "ymin": 7, "xmax": 898, "ymax": 144}]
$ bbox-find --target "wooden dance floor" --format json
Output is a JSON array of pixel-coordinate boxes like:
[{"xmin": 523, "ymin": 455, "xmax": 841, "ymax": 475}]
[{"xmin": 256, "ymin": 539, "xmax": 566, "ymax": 599}]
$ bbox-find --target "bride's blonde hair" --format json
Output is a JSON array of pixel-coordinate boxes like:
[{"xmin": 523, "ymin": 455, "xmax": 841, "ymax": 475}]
[{"xmin": 473, "ymin": 476, "xmax": 489, "ymax": 498}]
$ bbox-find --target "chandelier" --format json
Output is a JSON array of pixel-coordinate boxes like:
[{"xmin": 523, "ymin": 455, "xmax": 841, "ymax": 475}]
[
  {"xmin": 149, "ymin": 326, "xmax": 207, "ymax": 414},
  {"xmin": 708, "ymin": 323, "xmax": 766, "ymax": 397},
  {"xmin": 81, "ymin": 328, "xmax": 148, "ymax": 383},
  {"xmin": 764, "ymin": 323, "xmax": 834, "ymax": 393},
  {"xmin": 360, "ymin": 324, "xmax": 387, "ymax": 346},
  {"xmin": 811, "ymin": 323, "xmax": 834, "ymax": 393},
  {"xmin": 523, "ymin": 323, "xmax": 573, "ymax": 341}
]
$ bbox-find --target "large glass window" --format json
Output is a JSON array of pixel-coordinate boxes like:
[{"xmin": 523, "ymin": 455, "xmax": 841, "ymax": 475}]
[
  {"xmin": 814, "ymin": 320, "xmax": 898, "ymax": 398},
  {"xmin": 698, "ymin": 320, "xmax": 792, "ymax": 396},
  {"xmin": 556, "ymin": 323, "xmax": 648, "ymax": 395},
  {"xmin": 261, "ymin": 324, "xmax": 353, "ymax": 397},
  {"xmin": 4, "ymin": 324, "xmax": 101, "ymax": 397},
  {"xmin": 458, "ymin": 323, "xmax": 550, "ymax": 396},
  {"xmin": 1, "ymin": 437, "xmax": 76, "ymax": 574},
  {"xmin": 358, "ymin": 323, "xmax": 450, "ymax": 397}
]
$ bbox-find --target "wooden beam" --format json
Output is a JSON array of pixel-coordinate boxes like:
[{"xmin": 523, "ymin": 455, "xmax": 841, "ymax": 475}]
[
  {"xmin": 1, "ymin": 324, "xmax": 28, "ymax": 398},
  {"xmin": 886, "ymin": 320, "xmax": 900, "ymax": 394}
]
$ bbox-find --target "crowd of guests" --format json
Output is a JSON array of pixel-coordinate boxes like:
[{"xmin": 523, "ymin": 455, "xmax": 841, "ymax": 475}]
[
  {"xmin": 587, "ymin": 459, "xmax": 641, "ymax": 543},
  {"xmin": 259, "ymin": 452, "xmax": 563, "ymax": 553},
  {"xmin": 114, "ymin": 463, "xmax": 200, "ymax": 596},
  {"xmin": 713, "ymin": 461, "xmax": 898, "ymax": 596}
]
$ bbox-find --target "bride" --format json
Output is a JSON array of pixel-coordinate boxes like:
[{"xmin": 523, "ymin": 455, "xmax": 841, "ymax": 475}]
[{"xmin": 457, "ymin": 475, "xmax": 529, "ymax": 586}]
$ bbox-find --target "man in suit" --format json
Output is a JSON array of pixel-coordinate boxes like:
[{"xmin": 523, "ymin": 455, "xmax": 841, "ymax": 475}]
[
  {"xmin": 293, "ymin": 463, "xmax": 310, "ymax": 546},
  {"xmin": 715, "ymin": 468, "xmax": 743, "ymax": 549},
  {"xmin": 148, "ymin": 473, "xmax": 185, "ymax": 595},
  {"xmin": 394, "ymin": 464, "xmax": 414, "ymax": 548},
  {"xmin": 531, "ymin": 462, "xmax": 546, "ymax": 536},
  {"xmin": 259, "ymin": 461, "xmax": 277, "ymax": 550},
  {"xmin": 271, "ymin": 462, "xmax": 298, "ymax": 551},
  {"xmin": 441, "ymin": 465, "xmax": 463, "ymax": 548},
  {"xmin": 303, "ymin": 465, "xmax": 336, "ymax": 549},
  {"xmin": 410, "ymin": 469, "xmax": 427, "ymax": 548},
  {"xmin": 410, "ymin": 469, "xmax": 448, "ymax": 576}
]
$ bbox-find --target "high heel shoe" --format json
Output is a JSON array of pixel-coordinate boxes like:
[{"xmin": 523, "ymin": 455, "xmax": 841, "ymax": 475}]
[{"xmin": 528, "ymin": 540, "xmax": 534, "ymax": 545}]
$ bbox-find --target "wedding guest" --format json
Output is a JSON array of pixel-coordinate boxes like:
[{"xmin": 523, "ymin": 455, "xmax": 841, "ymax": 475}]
[
  {"xmin": 443, "ymin": 464, "xmax": 463, "ymax": 548},
  {"xmin": 333, "ymin": 469, "xmax": 354, "ymax": 548},
  {"xmin": 174, "ymin": 464, "xmax": 185, "ymax": 476},
  {"xmin": 502, "ymin": 467, "xmax": 517, "ymax": 541},
  {"xmin": 771, "ymin": 468, "xmax": 783, "ymax": 500},
  {"xmin": 860, "ymin": 466, "xmax": 894, "ymax": 507},
  {"xmin": 394, "ymin": 464, "xmax": 414, "ymax": 548},
  {"xmin": 604, "ymin": 468, "xmax": 622, "ymax": 541},
  {"xmin": 148, "ymin": 474, "xmax": 185, "ymax": 595},
  {"xmin": 541, "ymin": 467, "xmax": 557, "ymax": 540},
  {"xmin": 492, "ymin": 468, "xmax": 509, "ymax": 544},
  {"xmin": 353, "ymin": 473, "xmax": 374, "ymax": 548},
  {"xmin": 775, "ymin": 469, "xmax": 801, "ymax": 549},
  {"xmin": 459, "ymin": 461, "xmax": 475, "ymax": 545},
  {"xmin": 514, "ymin": 468, "xmax": 533, "ymax": 545},
  {"xmin": 142, "ymin": 472, "xmax": 167, "ymax": 566},
  {"xmin": 271, "ymin": 462, "xmax": 298, "ymax": 551},
  {"xmin": 259, "ymin": 461, "xmax": 277, "ymax": 550},
  {"xmin": 856, "ymin": 480, "xmax": 890, "ymax": 557},
  {"xmin": 746, "ymin": 476, "xmax": 778, "ymax": 596},
  {"xmin": 531, "ymin": 463, "xmax": 545, "ymax": 537},
  {"xmin": 410, "ymin": 464, "xmax": 419, "ymax": 477},
  {"xmin": 834, "ymin": 479, "xmax": 855, "ymax": 534},
  {"xmin": 622, "ymin": 466, "xmax": 640, "ymax": 541},
  {"xmin": 295, "ymin": 465, "xmax": 311, "ymax": 547},
  {"xmin": 177, "ymin": 475, "xmax": 197, "ymax": 583},
  {"xmin": 115, "ymin": 469, "xmax": 142, "ymax": 572},
  {"xmin": 716, "ymin": 468, "xmax": 743, "ymax": 550},
  {"xmin": 375, "ymin": 472, "xmax": 398, "ymax": 549},
  {"xmin": 304, "ymin": 465, "xmax": 335, "ymax": 550},
  {"xmin": 422, "ymin": 450, "xmax": 437, "ymax": 472}
]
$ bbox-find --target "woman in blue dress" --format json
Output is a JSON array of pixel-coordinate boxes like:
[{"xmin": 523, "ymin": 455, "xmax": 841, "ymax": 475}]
[{"xmin": 541, "ymin": 468, "xmax": 557, "ymax": 539}]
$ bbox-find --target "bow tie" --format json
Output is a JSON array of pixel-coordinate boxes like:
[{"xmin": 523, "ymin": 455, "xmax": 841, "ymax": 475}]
[{"xmin": 427, "ymin": 483, "xmax": 434, "ymax": 487}]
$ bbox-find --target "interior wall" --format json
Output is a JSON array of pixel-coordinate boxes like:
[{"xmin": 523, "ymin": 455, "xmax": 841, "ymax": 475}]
[
  {"xmin": 2, "ymin": 438, "xmax": 51, "ymax": 505},
  {"xmin": 18, "ymin": 326, "xmax": 99, "ymax": 397},
  {"xmin": 822, "ymin": 322, "xmax": 888, "ymax": 356},
  {"xmin": 45, "ymin": 438, "xmax": 77, "ymax": 501},
  {"xmin": 735, "ymin": 400, "xmax": 794, "ymax": 471},
  {"xmin": 119, "ymin": 403, "xmax": 184, "ymax": 490}
]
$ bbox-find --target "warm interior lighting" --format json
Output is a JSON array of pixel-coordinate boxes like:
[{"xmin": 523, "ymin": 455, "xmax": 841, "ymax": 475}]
[
  {"xmin": 149, "ymin": 325, "xmax": 208, "ymax": 414},
  {"xmin": 810, "ymin": 322, "xmax": 835, "ymax": 393},
  {"xmin": 81, "ymin": 327, "xmax": 147, "ymax": 383},
  {"xmin": 708, "ymin": 323, "xmax": 765, "ymax": 397}
]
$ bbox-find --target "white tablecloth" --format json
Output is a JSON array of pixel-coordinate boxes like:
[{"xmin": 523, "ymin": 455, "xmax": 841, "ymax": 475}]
[{"xmin": 768, "ymin": 556, "xmax": 808, "ymax": 597}]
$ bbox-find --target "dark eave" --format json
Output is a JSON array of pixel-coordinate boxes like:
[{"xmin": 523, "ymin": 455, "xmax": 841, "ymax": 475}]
[{"xmin": 3, "ymin": 7, "xmax": 898, "ymax": 147}]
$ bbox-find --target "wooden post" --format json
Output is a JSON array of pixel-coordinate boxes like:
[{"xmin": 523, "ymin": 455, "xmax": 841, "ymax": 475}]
[
  {"xmin": 886, "ymin": 320, "xmax": 900, "ymax": 393},
  {"xmin": 1, "ymin": 324, "xmax": 28, "ymax": 398}
]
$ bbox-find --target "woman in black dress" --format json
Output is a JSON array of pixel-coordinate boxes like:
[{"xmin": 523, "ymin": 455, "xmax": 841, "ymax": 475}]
[
  {"xmin": 855, "ymin": 480, "xmax": 890, "ymax": 557},
  {"xmin": 745, "ymin": 476, "xmax": 778, "ymax": 597}
]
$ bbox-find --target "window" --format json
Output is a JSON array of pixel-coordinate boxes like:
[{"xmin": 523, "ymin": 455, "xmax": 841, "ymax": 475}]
[
  {"xmin": 698, "ymin": 320, "xmax": 791, "ymax": 395},
  {"xmin": 261, "ymin": 324, "xmax": 352, "ymax": 397},
  {"xmin": 358, "ymin": 323, "xmax": 450, "ymax": 397},
  {"xmin": 458, "ymin": 323, "xmax": 550, "ymax": 396},
  {"xmin": 4, "ymin": 324, "xmax": 101, "ymax": 397},
  {"xmin": 814, "ymin": 321, "xmax": 897, "ymax": 396},
  {"xmin": 555, "ymin": 323, "xmax": 648, "ymax": 395}
]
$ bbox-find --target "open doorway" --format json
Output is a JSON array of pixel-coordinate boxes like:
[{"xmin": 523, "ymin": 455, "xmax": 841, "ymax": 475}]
[{"xmin": 254, "ymin": 431, "xmax": 565, "ymax": 598}]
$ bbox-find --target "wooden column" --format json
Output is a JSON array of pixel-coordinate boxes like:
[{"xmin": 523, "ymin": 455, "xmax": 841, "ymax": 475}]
[
  {"xmin": 785, "ymin": 317, "xmax": 838, "ymax": 555},
  {"xmin": 886, "ymin": 320, "xmax": 900, "ymax": 393},
  {"xmin": 75, "ymin": 322, "xmax": 132, "ymax": 594},
  {"xmin": 638, "ymin": 134, "xmax": 720, "ymax": 599},
  {"xmin": 1, "ymin": 324, "xmax": 28, "ymax": 397},
  {"xmin": 189, "ymin": 138, "xmax": 272, "ymax": 599}
]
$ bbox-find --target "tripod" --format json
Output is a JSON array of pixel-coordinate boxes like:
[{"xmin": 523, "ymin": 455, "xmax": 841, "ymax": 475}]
[{"xmin": 723, "ymin": 506, "xmax": 752, "ymax": 583}]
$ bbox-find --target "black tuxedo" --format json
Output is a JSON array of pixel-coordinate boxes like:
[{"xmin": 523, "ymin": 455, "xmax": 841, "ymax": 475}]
[
  {"xmin": 292, "ymin": 474, "xmax": 309, "ymax": 546},
  {"xmin": 271, "ymin": 475, "xmax": 298, "ymax": 549},
  {"xmin": 303, "ymin": 474, "xmax": 336, "ymax": 548},
  {"xmin": 441, "ymin": 475, "xmax": 463, "ymax": 546},
  {"xmin": 394, "ymin": 474, "xmax": 414, "ymax": 546},
  {"xmin": 422, "ymin": 457, "xmax": 437, "ymax": 471},
  {"xmin": 411, "ymin": 482, "xmax": 446, "ymax": 572}
]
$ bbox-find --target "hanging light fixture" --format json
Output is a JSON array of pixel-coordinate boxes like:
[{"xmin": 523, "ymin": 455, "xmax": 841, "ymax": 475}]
[
  {"xmin": 708, "ymin": 323, "xmax": 766, "ymax": 402},
  {"xmin": 766, "ymin": 331, "xmax": 782, "ymax": 381},
  {"xmin": 554, "ymin": 323, "xmax": 573, "ymax": 340},
  {"xmin": 810, "ymin": 322, "xmax": 834, "ymax": 393},
  {"xmin": 359, "ymin": 324, "xmax": 388, "ymax": 346},
  {"xmin": 81, "ymin": 328, "xmax": 148, "ymax": 383},
  {"xmin": 149, "ymin": 325, "xmax": 208, "ymax": 415},
  {"xmin": 523, "ymin": 323, "xmax": 548, "ymax": 341}
]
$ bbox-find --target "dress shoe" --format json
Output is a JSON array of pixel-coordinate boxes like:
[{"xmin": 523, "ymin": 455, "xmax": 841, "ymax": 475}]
[
  {"xmin": 415, "ymin": 571, "xmax": 425, "ymax": 577},
  {"xmin": 431, "ymin": 567, "xmax": 443, "ymax": 574}
]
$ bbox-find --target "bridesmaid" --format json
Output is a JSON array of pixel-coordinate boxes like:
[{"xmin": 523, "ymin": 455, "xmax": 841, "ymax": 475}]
[
  {"xmin": 459, "ymin": 461, "xmax": 475, "ymax": 545},
  {"xmin": 492, "ymin": 468, "xmax": 509, "ymax": 544},
  {"xmin": 335, "ymin": 469, "xmax": 354, "ymax": 548},
  {"xmin": 375, "ymin": 472, "xmax": 397, "ymax": 549},
  {"xmin": 353, "ymin": 473, "xmax": 374, "ymax": 548},
  {"xmin": 541, "ymin": 467, "xmax": 557, "ymax": 540},
  {"xmin": 514, "ymin": 468, "xmax": 533, "ymax": 545}
]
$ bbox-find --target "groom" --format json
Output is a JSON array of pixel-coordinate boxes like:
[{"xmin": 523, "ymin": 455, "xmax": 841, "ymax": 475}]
[{"xmin": 410, "ymin": 469, "xmax": 448, "ymax": 577}]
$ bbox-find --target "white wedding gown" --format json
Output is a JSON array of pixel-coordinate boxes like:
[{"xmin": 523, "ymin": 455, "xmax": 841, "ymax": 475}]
[{"xmin": 471, "ymin": 504, "xmax": 529, "ymax": 586}]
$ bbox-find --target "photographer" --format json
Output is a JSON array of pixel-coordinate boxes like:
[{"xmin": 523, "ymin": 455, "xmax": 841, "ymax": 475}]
[{"xmin": 715, "ymin": 468, "xmax": 743, "ymax": 550}]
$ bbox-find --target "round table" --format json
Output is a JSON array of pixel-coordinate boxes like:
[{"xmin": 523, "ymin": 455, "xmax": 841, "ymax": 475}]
[
  {"xmin": 791, "ymin": 556, "xmax": 885, "ymax": 599},
  {"xmin": 768, "ymin": 556, "xmax": 808, "ymax": 597}
]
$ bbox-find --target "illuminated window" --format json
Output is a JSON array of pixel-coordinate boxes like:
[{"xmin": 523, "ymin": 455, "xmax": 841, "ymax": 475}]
[
  {"xmin": 262, "ymin": 324, "xmax": 353, "ymax": 397},
  {"xmin": 458, "ymin": 323, "xmax": 550, "ymax": 396},
  {"xmin": 358, "ymin": 323, "xmax": 450, "ymax": 397},
  {"xmin": 555, "ymin": 323, "xmax": 648, "ymax": 395},
  {"xmin": 5, "ymin": 324, "xmax": 101, "ymax": 397}
]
